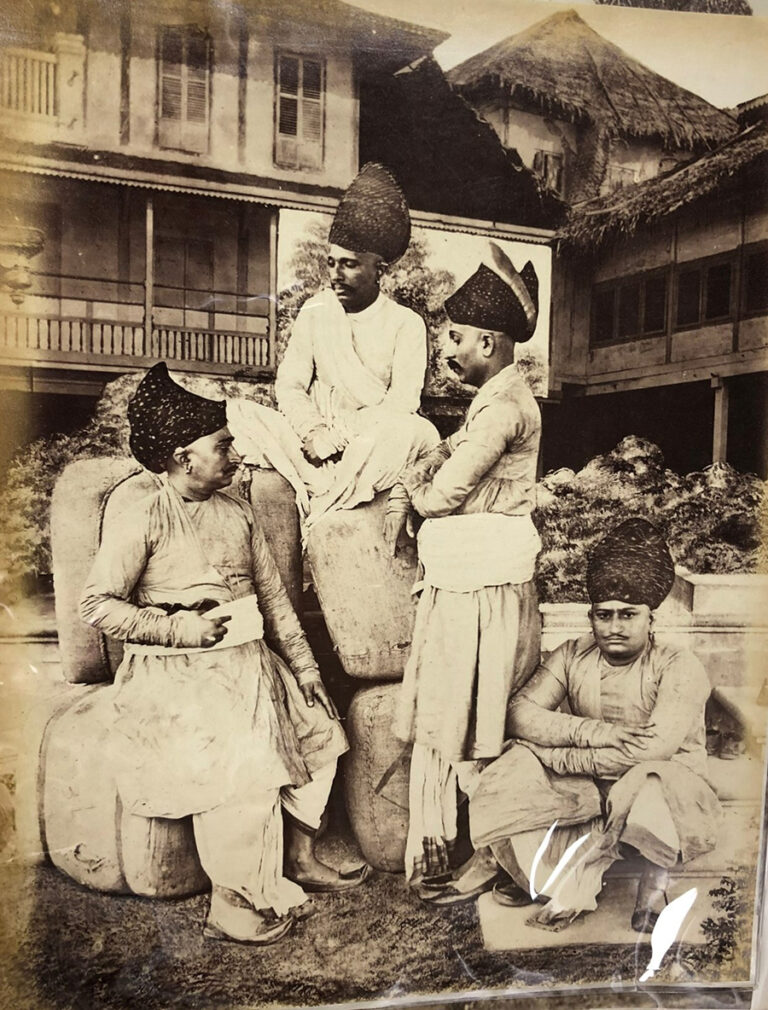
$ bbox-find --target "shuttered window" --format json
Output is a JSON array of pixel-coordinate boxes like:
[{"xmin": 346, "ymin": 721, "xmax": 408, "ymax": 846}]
[
  {"xmin": 744, "ymin": 247, "xmax": 768, "ymax": 315},
  {"xmin": 158, "ymin": 26, "xmax": 210, "ymax": 154},
  {"xmin": 592, "ymin": 270, "xmax": 668, "ymax": 345},
  {"xmin": 675, "ymin": 258, "xmax": 733, "ymax": 329},
  {"xmin": 532, "ymin": 150, "xmax": 563, "ymax": 196},
  {"xmin": 275, "ymin": 53, "xmax": 324, "ymax": 170}
]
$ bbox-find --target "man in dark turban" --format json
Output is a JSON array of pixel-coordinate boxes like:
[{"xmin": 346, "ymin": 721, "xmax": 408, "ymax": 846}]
[
  {"xmin": 422, "ymin": 518, "xmax": 721, "ymax": 939},
  {"xmin": 80, "ymin": 363, "xmax": 369, "ymax": 947},
  {"xmin": 386, "ymin": 241, "xmax": 543, "ymax": 888},
  {"xmin": 228, "ymin": 162, "xmax": 439, "ymax": 532}
]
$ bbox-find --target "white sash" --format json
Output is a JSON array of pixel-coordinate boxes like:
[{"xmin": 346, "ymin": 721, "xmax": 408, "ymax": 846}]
[
  {"xmin": 311, "ymin": 290, "xmax": 389, "ymax": 413},
  {"xmin": 125, "ymin": 594, "xmax": 264, "ymax": 656},
  {"xmin": 417, "ymin": 514, "xmax": 541, "ymax": 593}
]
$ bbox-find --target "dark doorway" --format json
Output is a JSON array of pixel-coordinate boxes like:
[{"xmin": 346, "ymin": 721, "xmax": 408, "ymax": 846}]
[
  {"xmin": 727, "ymin": 372, "xmax": 768, "ymax": 479},
  {"xmin": 542, "ymin": 381, "xmax": 715, "ymax": 476}
]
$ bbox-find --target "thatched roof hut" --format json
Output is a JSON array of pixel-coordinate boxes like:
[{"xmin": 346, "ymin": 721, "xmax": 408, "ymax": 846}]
[
  {"xmin": 558, "ymin": 121, "xmax": 768, "ymax": 250},
  {"xmin": 359, "ymin": 58, "xmax": 563, "ymax": 228},
  {"xmin": 448, "ymin": 9, "xmax": 736, "ymax": 150}
]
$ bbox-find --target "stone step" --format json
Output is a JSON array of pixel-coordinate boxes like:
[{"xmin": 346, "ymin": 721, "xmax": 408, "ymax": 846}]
[{"xmin": 478, "ymin": 873, "xmax": 722, "ymax": 953}]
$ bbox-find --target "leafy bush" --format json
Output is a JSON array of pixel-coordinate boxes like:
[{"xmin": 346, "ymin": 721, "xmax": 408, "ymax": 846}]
[
  {"xmin": 0, "ymin": 371, "xmax": 270, "ymax": 596},
  {"xmin": 534, "ymin": 435, "xmax": 765, "ymax": 602},
  {"xmin": 674, "ymin": 870, "xmax": 754, "ymax": 982}
]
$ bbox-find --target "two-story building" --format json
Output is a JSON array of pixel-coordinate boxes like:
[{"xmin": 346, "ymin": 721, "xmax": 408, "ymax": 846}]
[
  {"xmin": 446, "ymin": 8, "xmax": 736, "ymax": 205},
  {"xmin": 549, "ymin": 111, "xmax": 768, "ymax": 478},
  {"xmin": 0, "ymin": 0, "xmax": 448, "ymax": 459}
]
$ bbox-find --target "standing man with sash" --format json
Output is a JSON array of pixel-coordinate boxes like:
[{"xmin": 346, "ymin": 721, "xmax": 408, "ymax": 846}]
[
  {"xmin": 386, "ymin": 242, "xmax": 543, "ymax": 892},
  {"xmin": 80, "ymin": 363, "xmax": 368, "ymax": 947},
  {"xmin": 228, "ymin": 163, "xmax": 439, "ymax": 531}
]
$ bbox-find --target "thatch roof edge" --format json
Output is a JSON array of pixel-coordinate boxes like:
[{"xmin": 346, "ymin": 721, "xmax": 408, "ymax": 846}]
[
  {"xmin": 557, "ymin": 123, "xmax": 768, "ymax": 252},
  {"xmin": 448, "ymin": 9, "xmax": 736, "ymax": 149}
]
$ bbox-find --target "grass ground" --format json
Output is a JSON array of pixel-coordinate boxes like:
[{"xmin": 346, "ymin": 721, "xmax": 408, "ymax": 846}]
[
  {"xmin": 0, "ymin": 842, "xmax": 753, "ymax": 1010},
  {"xmin": 0, "ymin": 596, "xmax": 757, "ymax": 1010},
  {"xmin": 0, "ymin": 858, "xmax": 647, "ymax": 1010}
]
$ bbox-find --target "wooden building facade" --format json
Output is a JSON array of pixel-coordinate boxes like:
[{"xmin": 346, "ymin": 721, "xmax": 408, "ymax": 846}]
[
  {"xmin": 0, "ymin": 0, "xmax": 446, "ymax": 398},
  {"xmin": 549, "ymin": 121, "xmax": 768, "ymax": 478}
]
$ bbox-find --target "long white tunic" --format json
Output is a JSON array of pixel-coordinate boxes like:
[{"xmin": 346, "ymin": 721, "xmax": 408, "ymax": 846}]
[
  {"xmin": 394, "ymin": 364, "xmax": 543, "ymax": 762},
  {"xmin": 227, "ymin": 289, "xmax": 439, "ymax": 527},
  {"xmin": 79, "ymin": 482, "xmax": 348, "ymax": 819}
]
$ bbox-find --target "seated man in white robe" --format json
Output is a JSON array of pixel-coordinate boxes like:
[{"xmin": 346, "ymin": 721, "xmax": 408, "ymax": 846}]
[
  {"xmin": 228, "ymin": 163, "xmax": 439, "ymax": 531},
  {"xmin": 443, "ymin": 518, "xmax": 722, "ymax": 933},
  {"xmin": 80, "ymin": 363, "xmax": 369, "ymax": 947}
]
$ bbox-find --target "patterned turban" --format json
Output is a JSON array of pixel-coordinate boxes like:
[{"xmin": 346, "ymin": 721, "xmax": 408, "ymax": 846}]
[
  {"xmin": 587, "ymin": 517, "xmax": 676, "ymax": 610},
  {"xmin": 444, "ymin": 241, "xmax": 539, "ymax": 342},
  {"xmin": 328, "ymin": 162, "xmax": 411, "ymax": 263},
  {"xmin": 127, "ymin": 362, "xmax": 227, "ymax": 473}
]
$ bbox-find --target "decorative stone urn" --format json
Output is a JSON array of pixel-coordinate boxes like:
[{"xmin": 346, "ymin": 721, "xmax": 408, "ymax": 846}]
[{"xmin": 0, "ymin": 224, "xmax": 44, "ymax": 304}]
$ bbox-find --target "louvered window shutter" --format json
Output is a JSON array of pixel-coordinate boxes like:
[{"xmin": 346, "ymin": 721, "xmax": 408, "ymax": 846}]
[
  {"xmin": 276, "ymin": 53, "xmax": 324, "ymax": 170},
  {"xmin": 159, "ymin": 26, "xmax": 210, "ymax": 154}
]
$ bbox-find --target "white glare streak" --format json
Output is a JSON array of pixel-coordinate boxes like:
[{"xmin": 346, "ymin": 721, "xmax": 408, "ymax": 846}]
[
  {"xmin": 639, "ymin": 887, "xmax": 698, "ymax": 983},
  {"xmin": 539, "ymin": 832, "xmax": 591, "ymax": 898},
  {"xmin": 529, "ymin": 820, "xmax": 559, "ymax": 900}
]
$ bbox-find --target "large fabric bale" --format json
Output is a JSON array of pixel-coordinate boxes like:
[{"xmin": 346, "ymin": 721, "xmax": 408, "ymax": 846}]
[
  {"xmin": 51, "ymin": 459, "xmax": 152, "ymax": 684},
  {"xmin": 238, "ymin": 467, "xmax": 303, "ymax": 616},
  {"xmin": 25, "ymin": 683, "xmax": 208, "ymax": 896},
  {"xmin": 306, "ymin": 494, "xmax": 418, "ymax": 680},
  {"xmin": 51, "ymin": 458, "xmax": 302, "ymax": 684},
  {"xmin": 343, "ymin": 683, "xmax": 410, "ymax": 872}
]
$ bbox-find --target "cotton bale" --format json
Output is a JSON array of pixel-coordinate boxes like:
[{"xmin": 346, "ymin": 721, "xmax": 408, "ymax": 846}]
[
  {"xmin": 25, "ymin": 683, "xmax": 208, "ymax": 896},
  {"xmin": 343, "ymin": 682, "xmax": 410, "ymax": 871},
  {"xmin": 306, "ymin": 494, "xmax": 417, "ymax": 680}
]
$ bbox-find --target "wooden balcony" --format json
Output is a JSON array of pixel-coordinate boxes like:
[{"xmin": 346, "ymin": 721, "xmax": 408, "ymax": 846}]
[
  {"xmin": 0, "ymin": 273, "xmax": 274, "ymax": 381},
  {"xmin": 0, "ymin": 46, "xmax": 57, "ymax": 119}
]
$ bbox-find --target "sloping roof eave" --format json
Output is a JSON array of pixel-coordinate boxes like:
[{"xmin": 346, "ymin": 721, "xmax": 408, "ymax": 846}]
[{"xmin": 557, "ymin": 123, "xmax": 768, "ymax": 251}]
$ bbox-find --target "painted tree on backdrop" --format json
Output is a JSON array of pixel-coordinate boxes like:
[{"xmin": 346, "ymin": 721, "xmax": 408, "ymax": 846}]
[{"xmin": 277, "ymin": 218, "xmax": 547, "ymax": 396}]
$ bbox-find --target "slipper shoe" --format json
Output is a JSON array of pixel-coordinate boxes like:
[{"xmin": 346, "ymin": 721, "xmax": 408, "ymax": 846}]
[
  {"xmin": 631, "ymin": 889, "xmax": 668, "ymax": 934},
  {"xmin": 290, "ymin": 862, "xmax": 372, "ymax": 894},
  {"xmin": 203, "ymin": 914, "xmax": 293, "ymax": 946},
  {"xmin": 492, "ymin": 881, "xmax": 534, "ymax": 908},
  {"xmin": 420, "ymin": 876, "xmax": 499, "ymax": 906}
]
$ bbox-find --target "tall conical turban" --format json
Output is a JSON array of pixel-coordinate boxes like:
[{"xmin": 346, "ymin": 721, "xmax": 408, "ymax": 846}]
[
  {"xmin": 127, "ymin": 362, "xmax": 227, "ymax": 473},
  {"xmin": 328, "ymin": 162, "xmax": 410, "ymax": 263},
  {"xmin": 444, "ymin": 241, "xmax": 538, "ymax": 342},
  {"xmin": 587, "ymin": 517, "xmax": 676, "ymax": 610}
]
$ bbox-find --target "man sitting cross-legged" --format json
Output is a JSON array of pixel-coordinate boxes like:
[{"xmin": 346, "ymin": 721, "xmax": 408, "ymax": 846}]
[{"xmin": 428, "ymin": 518, "xmax": 722, "ymax": 934}]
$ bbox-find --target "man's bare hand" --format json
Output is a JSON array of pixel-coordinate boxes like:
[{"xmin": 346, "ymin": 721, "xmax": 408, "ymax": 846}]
[
  {"xmin": 188, "ymin": 613, "xmax": 231, "ymax": 648},
  {"xmin": 302, "ymin": 427, "xmax": 342, "ymax": 467},
  {"xmin": 299, "ymin": 679, "xmax": 340, "ymax": 720},
  {"xmin": 608, "ymin": 723, "xmax": 656, "ymax": 756},
  {"xmin": 383, "ymin": 511, "xmax": 409, "ymax": 557},
  {"xmin": 302, "ymin": 432, "xmax": 329, "ymax": 466}
]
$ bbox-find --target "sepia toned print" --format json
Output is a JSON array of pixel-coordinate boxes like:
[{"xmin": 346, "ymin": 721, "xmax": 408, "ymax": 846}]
[{"xmin": 0, "ymin": 1, "xmax": 766, "ymax": 1008}]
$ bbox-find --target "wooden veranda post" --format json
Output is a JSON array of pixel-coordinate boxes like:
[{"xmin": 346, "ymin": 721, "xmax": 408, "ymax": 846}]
[
  {"xmin": 268, "ymin": 208, "xmax": 278, "ymax": 369},
  {"xmin": 711, "ymin": 375, "xmax": 729, "ymax": 465},
  {"xmin": 144, "ymin": 194, "xmax": 154, "ymax": 357}
]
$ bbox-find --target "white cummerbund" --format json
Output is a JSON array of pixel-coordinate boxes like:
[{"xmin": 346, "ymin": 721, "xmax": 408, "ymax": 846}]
[
  {"xmin": 125, "ymin": 594, "xmax": 264, "ymax": 656},
  {"xmin": 417, "ymin": 513, "xmax": 541, "ymax": 593}
]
